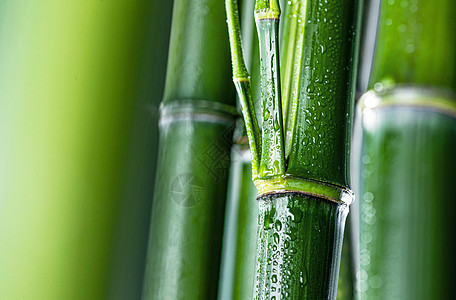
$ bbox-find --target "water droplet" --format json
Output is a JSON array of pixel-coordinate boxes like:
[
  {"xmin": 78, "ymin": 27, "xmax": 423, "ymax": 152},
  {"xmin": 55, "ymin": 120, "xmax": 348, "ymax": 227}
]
[
  {"xmin": 306, "ymin": 83, "xmax": 315, "ymax": 93},
  {"xmin": 272, "ymin": 275, "xmax": 278, "ymax": 283},
  {"xmin": 273, "ymin": 118, "xmax": 280, "ymax": 130},
  {"xmin": 373, "ymin": 82, "xmax": 384, "ymax": 92},
  {"xmin": 264, "ymin": 215, "xmax": 274, "ymax": 230},
  {"xmin": 274, "ymin": 220, "xmax": 282, "ymax": 231},
  {"xmin": 363, "ymin": 192, "xmax": 374, "ymax": 202},
  {"xmin": 264, "ymin": 109, "xmax": 270, "ymax": 121},
  {"xmin": 273, "ymin": 233, "xmax": 280, "ymax": 244}
]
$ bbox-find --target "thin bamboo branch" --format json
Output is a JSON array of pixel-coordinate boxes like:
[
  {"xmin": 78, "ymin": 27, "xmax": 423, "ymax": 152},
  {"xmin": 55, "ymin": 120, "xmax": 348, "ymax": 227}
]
[{"xmin": 226, "ymin": 0, "xmax": 262, "ymax": 179}]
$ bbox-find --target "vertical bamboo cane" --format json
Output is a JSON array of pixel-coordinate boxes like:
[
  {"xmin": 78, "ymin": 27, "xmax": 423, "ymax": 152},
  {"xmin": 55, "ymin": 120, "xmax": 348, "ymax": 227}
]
[
  {"xmin": 107, "ymin": 1, "xmax": 174, "ymax": 299},
  {"xmin": 218, "ymin": 0, "xmax": 261, "ymax": 299},
  {"xmin": 141, "ymin": 0, "xmax": 237, "ymax": 299},
  {"xmin": 354, "ymin": 0, "xmax": 456, "ymax": 298},
  {"xmin": 219, "ymin": 145, "xmax": 259, "ymax": 300},
  {"xmin": 226, "ymin": 0, "xmax": 362, "ymax": 298}
]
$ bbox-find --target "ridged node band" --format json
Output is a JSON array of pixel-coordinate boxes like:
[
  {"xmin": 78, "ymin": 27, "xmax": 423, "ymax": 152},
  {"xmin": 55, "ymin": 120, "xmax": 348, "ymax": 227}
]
[{"xmin": 254, "ymin": 176, "xmax": 354, "ymax": 206}]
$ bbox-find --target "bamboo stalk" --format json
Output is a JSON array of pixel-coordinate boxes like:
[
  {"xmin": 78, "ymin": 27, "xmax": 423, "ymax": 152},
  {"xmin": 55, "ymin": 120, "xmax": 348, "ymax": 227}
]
[
  {"xmin": 226, "ymin": 0, "xmax": 362, "ymax": 298},
  {"xmin": 107, "ymin": 2, "xmax": 174, "ymax": 299},
  {"xmin": 141, "ymin": 0, "xmax": 236, "ymax": 298},
  {"xmin": 354, "ymin": 0, "xmax": 456, "ymax": 298},
  {"xmin": 336, "ymin": 216, "xmax": 355, "ymax": 300},
  {"xmin": 219, "ymin": 1, "xmax": 261, "ymax": 298},
  {"xmin": 219, "ymin": 146, "xmax": 259, "ymax": 300}
]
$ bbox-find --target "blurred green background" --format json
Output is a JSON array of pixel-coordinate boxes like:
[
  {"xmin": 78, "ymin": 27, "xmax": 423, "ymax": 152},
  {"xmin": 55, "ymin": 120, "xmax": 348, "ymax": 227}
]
[{"xmin": 0, "ymin": 1, "xmax": 173, "ymax": 299}]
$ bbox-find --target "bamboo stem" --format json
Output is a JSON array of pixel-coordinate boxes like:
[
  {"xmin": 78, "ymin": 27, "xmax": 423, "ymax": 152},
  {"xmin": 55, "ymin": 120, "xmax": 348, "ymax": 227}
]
[
  {"xmin": 255, "ymin": 192, "xmax": 348, "ymax": 299},
  {"xmin": 255, "ymin": 1, "xmax": 286, "ymax": 178},
  {"xmin": 354, "ymin": 0, "xmax": 456, "ymax": 298},
  {"xmin": 142, "ymin": 0, "xmax": 236, "ymax": 298},
  {"xmin": 226, "ymin": 0, "xmax": 361, "ymax": 298},
  {"xmin": 226, "ymin": 0, "xmax": 262, "ymax": 179},
  {"xmin": 355, "ymin": 87, "xmax": 456, "ymax": 299}
]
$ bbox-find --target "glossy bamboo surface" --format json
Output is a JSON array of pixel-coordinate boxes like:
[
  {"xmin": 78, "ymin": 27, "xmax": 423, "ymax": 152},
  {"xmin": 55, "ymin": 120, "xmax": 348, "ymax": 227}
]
[
  {"xmin": 142, "ymin": 0, "xmax": 236, "ymax": 298},
  {"xmin": 219, "ymin": 148, "xmax": 259, "ymax": 300},
  {"xmin": 282, "ymin": 0, "xmax": 360, "ymax": 187},
  {"xmin": 369, "ymin": 0, "xmax": 456, "ymax": 90},
  {"xmin": 355, "ymin": 0, "xmax": 456, "ymax": 297},
  {"xmin": 254, "ymin": 193, "xmax": 348, "ymax": 299},
  {"xmin": 355, "ymin": 89, "xmax": 456, "ymax": 299}
]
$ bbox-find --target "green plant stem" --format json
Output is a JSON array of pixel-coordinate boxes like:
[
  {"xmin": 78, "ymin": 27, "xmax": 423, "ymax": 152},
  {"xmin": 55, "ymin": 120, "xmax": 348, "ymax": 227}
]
[
  {"xmin": 336, "ymin": 215, "xmax": 355, "ymax": 300},
  {"xmin": 107, "ymin": 2, "xmax": 174, "ymax": 299},
  {"xmin": 142, "ymin": 0, "xmax": 236, "ymax": 298},
  {"xmin": 219, "ymin": 2, "xmax": 261, "ymax": 298},
  {"xmin": 355, "ymin": 88, "xmax": 456, "ymax": 299},
  {"xmin": 226, "ymin": 0, "xmax": 262, "ymax": 179},
  {"xmin": 355, "ymin": 0, "xmax": 456, "ymax": 298},
  {"xmin": 280, "ymin": 0, "xmax": 307, "ymax": 157},
  {"xmin": 255, "ymin": 193, "xmax": 348, "ymax": 299},
  {"xmin": 255, "ymin": 6, "xmax": 286, "ymax": 179},
  {"xmin": 226, "ymin": 0, "xmax": 361, "ymax": 298},
  {"xmin": 369, "ymin": 0, "xmax": 456, "ymax": 90},
  {"xmin": 218, "ymin": 147, "xmax": 259, "ymax": 300},
  {"xmin": 283, "ymin": 0, "xmax": 360, "ymax": 187}
]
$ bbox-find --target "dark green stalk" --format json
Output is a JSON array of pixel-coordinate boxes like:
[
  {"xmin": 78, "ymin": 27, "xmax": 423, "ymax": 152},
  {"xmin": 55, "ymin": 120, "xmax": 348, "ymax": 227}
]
[
  {"xmin": 219, "ymin": 146, "xmax": 259, "ymax": 300},
  {"xmin": 142, "ymin": 0, "xmax": 236, "ymax": 299},
  {"xmin": 255, "ymin": 193, "xmax": 349, "ymax": 299},
  {"xmin": 226, "ymin": 0, "xmax": 362, "ymax": 298},
  {"xmin": 108, "ymin": 2, "xmax": 174, "ymax": 299},
  {"xmin": 354, "ymin": 0, "xmax": 456, "ymax": 298},
  {"xmin": 282, "ymin": 0, "xmax": 360, "ymax": 187}
]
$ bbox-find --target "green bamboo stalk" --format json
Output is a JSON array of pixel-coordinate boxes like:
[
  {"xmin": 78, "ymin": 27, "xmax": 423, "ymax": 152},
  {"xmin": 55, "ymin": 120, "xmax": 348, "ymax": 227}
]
[
  {"xmin": 0, "ymin": 2, "xmax": 154, "ymax": 299},
  {"xmin": 141, "ymin": 0, "xmax": 236, "ymax": 299},
  {"xmin": 226, "ymin": 0, "xmax": 362, "ymax": 298},
  {"xmin": 219, "ymin": 1, "xmax": 261, "ymax": 298},
  {"xmin": 336, "ymin": 216, "xmax": 355, "ymax": 300},
  {"xmin": 354, "ymin": 0, "xmax": 456, "ymax": 298},
  {"xmin": 107, "ymin": 1, "xmax": 174, "ymax": 299},
  {"xmin": 219, "ymin": 146, "xmax": 259, "ymax": 300}
]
